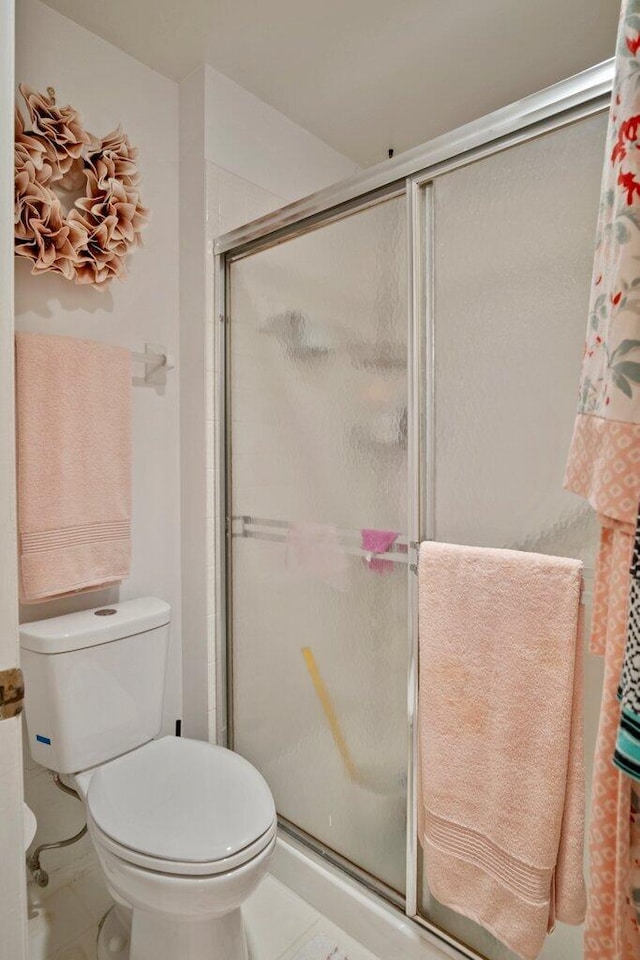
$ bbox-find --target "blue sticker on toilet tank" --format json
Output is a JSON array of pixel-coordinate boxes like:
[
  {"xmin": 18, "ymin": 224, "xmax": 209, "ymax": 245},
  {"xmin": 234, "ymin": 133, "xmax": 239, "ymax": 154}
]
[{"xmin": 36, "ymin": 734, "xmax": 51, "ymax": 745}]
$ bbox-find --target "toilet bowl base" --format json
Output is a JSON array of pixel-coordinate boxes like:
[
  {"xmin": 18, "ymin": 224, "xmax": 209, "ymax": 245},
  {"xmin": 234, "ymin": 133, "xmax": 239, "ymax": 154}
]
[
  {"xmin": 97, "ymin": 904, "xmax": 131, "ymax": 960},
  {"xmin": 130, "ymin": 906, "xmax": 248, "ymax": 960},
  {"xmin": 97, "ymin": 901, "xmax": 250, "ymax": 960},
  {"xmin": 89, "ymin": 808, "xmax": 275, "ymax": 960}
]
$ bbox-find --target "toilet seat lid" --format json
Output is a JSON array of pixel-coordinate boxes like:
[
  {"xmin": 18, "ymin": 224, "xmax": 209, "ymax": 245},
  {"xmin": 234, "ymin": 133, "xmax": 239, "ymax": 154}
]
[{"xmin": 87, "ymin": 737, "xmax": 276, "ymax": 864}]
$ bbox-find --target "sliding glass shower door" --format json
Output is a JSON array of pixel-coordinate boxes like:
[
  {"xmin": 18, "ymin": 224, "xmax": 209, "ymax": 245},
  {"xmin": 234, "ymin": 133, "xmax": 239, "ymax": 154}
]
[
  {"xmin": 227, "ymin": 195, "xmax": 409, "ymax": 894},
  {"xmin": 418, "ymin": 110, "xmax": 608, "ymax": 960},
  {"xmin": 219, "ymin": 64, "xmax": 613, "ymax": 960}
]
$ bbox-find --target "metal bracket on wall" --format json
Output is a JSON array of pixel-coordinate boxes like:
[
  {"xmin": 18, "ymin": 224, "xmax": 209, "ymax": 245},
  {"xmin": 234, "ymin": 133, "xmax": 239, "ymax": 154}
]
[
  {"xmin": 131, "ymin": 342, "xmax": 176, "ymax": 387},
  {"xmin": 0, "ymin": 667, "xmax": 24, "ymax": 720}
]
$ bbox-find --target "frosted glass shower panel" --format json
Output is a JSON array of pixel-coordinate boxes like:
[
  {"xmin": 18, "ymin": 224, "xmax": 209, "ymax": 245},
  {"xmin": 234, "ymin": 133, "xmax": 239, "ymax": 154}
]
[
  {"xmin": 432, "ymin": 113, "xmax": 607, "ymax": 558},
  {"xmin": 228, "ymin": 196, "xmax": 409, "ymax": 893},
  {"xmin": 420, "ymin": 113, "xmax": 607, "ymax": 958}
]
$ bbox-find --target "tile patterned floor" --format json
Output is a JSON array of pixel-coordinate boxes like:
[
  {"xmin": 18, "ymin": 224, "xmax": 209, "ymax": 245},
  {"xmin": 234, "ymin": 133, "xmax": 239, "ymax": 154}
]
[
  {"xmin": 27, "ymin": 869, "xmax": 379, "ymax": 960},
  {"xmin": 286, "ymin": 936, "xmax": 348, "ymax": 960}
]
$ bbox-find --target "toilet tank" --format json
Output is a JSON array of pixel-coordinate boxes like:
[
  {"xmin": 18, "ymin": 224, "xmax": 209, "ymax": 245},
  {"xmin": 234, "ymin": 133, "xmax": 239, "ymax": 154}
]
[{"xmin": 19, "ymin": 598, "xmax": 171, "ymax": 775}]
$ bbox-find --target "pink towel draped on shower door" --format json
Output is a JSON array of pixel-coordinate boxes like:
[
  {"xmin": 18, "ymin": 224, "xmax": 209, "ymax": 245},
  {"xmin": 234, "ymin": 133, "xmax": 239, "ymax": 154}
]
[
  {"xmin": 418, "ymin": 542, "xmax": 586, "ymax": 960},
  {"xmin": 564, "ymin": 1, "xmax": 640, "ymax": 955}
]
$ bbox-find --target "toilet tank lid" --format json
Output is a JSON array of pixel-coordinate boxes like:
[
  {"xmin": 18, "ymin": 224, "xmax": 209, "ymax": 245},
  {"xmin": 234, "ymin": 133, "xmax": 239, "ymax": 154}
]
[{"xmin": 19, "ymin": 597, "xmax": 171, "ymax": 654}]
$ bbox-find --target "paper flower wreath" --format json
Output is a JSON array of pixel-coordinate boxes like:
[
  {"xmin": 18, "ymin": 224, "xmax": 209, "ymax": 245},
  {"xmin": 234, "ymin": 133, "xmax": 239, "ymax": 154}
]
[{"xmin": 14, "ymin": 85, "xmax": 149, "ymax": 287}]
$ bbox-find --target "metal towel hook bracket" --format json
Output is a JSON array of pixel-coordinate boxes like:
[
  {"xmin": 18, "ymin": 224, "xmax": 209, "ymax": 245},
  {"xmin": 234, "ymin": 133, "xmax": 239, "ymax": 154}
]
[{"xmin": 131, "ymin": 342, "xmax": 176, "ymax": 387}]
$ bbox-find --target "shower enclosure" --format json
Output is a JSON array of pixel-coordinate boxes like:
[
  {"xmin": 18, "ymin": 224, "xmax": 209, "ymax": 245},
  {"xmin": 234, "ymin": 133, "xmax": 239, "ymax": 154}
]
[{"xmin": 214, "ymin": 60, "xmax": 613, "ymax": 960}]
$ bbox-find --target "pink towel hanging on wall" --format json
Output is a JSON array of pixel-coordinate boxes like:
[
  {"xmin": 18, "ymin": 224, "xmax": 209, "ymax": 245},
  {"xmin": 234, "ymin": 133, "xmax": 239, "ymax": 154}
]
[{"xmin": 15, "ymin": 333, "xmax": 132, "ymax": 602}]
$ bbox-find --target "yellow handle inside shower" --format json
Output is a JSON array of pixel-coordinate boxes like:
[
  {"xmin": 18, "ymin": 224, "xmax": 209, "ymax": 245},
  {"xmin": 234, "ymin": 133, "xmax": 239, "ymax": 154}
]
[{"xmin": 301, "ymin": 646, "xmax": 360, "ymax": 783}]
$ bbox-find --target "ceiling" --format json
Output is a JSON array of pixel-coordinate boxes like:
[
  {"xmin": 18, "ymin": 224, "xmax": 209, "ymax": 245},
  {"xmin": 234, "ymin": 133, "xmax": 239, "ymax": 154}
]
[{"xmin": 41, "ymin": 0, "xmax": 619, "ymax": 167}]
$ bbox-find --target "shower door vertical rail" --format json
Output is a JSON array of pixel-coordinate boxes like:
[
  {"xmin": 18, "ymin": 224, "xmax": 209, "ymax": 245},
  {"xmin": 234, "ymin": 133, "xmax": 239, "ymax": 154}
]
[
  {"xmin": 405, "ymin": 177, "xmax": 435, "ymax": 919},
  {"xmin": 406, "ymin": 176, "xmax": 485, "ymax": 960},
  {"xmin": 214, "ymin": 251, "xmax": 229, "ymax": 747}
]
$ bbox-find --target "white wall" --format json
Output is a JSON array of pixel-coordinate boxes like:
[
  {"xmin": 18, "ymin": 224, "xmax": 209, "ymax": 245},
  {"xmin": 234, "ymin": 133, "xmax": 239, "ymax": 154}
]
[
  {"xmin": 178, "ymin": 68, "xmax": 210, "ymax": 742},
  {"xmin": 179, "ymin": 64, "xmax": 357, "ymax": 740},
  {"xmin": 16, "ymin": 0, "xmax": 181, "ymax": 890},
  {"xmin": 203, "ymin": 66, "xmax": 359, "ymax": 200}
]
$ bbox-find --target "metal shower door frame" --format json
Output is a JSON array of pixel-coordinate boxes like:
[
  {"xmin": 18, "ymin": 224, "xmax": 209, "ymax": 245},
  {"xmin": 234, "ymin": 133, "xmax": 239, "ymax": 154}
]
[{"xmin": 214, "ymin": 59, "xmax": 613, "ymax": 960}]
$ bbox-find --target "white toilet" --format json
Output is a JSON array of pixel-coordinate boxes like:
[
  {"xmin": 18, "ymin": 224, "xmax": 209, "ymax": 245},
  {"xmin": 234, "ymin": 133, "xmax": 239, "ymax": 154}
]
[{"xmin": 19, "ymin": 597, "xmax": 276, "ymax": 960}]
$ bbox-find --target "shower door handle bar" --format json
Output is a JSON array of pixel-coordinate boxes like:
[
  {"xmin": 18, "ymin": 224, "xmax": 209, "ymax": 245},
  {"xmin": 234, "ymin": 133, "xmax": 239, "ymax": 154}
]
[
  {"xmin": 231, "ymin": 514, "xmax": 419, "ymax": 565},
  {"xmin": 232, "ymin": 515, "xmax": 596, "ymax": 586}
]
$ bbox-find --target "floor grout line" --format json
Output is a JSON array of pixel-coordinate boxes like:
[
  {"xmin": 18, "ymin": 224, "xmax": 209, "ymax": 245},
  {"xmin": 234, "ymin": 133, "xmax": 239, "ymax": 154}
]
[{"xmin": 273, "ymin": 917, "xmax": 324, "ymax": 960}]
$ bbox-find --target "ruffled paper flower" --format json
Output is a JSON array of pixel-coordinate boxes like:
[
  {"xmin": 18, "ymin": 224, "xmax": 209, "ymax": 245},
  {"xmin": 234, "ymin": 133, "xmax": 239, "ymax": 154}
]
[
  {"xmin": 76, "ymin": 171, "xmax": 149, "ymax": 247},
  {"xmin": 14, "ymin": 107, "xmax": 55, "ymax": 185},
  {"xmin": 85, "ymin": 127, "xmax": 141, "ymax": 188},
  {"xmin": 72, "ymin": 216, "xmax": 126, "ymax": 285},
  {"xmin": 14, "ymin": 169, "xmax": 87, "ymax": 280},
  {"xmin": 14, "ymin": 86, "xmax": 148, "ymax": 287},
  {"xmin": 19, "ymin": 84, "xmax": 90, "ymax": 179}
]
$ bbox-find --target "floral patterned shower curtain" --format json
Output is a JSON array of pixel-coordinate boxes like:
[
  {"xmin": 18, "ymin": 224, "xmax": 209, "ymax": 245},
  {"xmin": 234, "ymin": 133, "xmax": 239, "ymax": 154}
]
[{"xmin": 564, "ymin": 1, "xmax": 640, "ymax": 955}]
